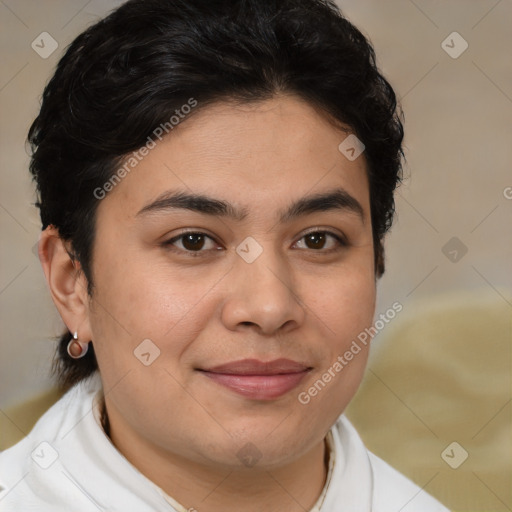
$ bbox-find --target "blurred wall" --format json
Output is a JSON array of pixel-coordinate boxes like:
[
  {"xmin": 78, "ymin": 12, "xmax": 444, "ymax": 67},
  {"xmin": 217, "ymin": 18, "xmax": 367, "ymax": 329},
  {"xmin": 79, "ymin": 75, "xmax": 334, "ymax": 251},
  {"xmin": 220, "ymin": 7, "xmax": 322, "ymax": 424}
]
[{"xmin": 0, "ymin": 0, "xmax": 510, "ymax": 407}]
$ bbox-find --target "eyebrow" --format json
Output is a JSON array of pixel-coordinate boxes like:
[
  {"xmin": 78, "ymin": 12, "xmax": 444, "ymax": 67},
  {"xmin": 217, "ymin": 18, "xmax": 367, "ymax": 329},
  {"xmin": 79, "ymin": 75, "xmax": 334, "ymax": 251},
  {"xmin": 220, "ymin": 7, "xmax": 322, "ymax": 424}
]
[{"xmin": 136, "ymin": 188, "xmax": 365, "ymax": 223}]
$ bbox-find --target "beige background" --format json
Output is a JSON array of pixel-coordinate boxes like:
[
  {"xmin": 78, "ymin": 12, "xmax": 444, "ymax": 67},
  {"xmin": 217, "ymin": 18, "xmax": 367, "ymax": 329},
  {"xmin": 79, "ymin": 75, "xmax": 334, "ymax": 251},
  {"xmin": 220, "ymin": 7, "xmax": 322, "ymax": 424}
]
[{"xmin": 0, "ymin": 0, "xmax": 511, "ymax": 509}]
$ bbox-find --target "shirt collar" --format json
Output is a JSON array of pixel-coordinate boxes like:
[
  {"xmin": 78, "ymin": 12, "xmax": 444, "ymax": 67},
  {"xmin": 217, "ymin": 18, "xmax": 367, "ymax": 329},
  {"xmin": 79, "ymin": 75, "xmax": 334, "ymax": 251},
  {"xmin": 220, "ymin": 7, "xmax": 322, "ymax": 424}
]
[
  {"xmin": 148, "ymin": 416, "xmax": 372, "ymax": 512},
  {"xmin": 86, "ymin": 379, "xmax": 372, "ymax": 512}
]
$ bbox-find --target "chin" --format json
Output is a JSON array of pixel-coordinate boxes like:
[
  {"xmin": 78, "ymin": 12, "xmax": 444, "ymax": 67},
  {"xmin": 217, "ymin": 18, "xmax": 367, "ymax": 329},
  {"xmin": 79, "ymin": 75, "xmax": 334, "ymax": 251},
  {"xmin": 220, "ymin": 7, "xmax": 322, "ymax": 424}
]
[
  {"xmin": 197, "ymin": 436, "xmax": 307, "ymax": 471},
  {"xmin": 202, "ymin": 416, "xmax": 320, "ymax": 468}
]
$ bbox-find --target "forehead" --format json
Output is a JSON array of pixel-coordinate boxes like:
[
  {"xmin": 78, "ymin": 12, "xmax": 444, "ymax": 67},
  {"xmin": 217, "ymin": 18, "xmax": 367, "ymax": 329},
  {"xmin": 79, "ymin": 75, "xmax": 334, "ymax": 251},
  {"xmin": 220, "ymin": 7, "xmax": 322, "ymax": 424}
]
[{"xmin": 99, "ymin": 95, "xmax": 370, "ymax": 218}]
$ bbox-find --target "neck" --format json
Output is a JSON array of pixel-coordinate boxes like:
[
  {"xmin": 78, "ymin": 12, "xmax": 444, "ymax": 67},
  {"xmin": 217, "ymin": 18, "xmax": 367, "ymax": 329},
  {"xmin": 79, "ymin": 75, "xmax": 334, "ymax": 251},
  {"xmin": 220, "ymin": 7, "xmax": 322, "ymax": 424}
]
[{"xmin": 103, "ymin": 402, "xmax": 329, "ymax": 512}]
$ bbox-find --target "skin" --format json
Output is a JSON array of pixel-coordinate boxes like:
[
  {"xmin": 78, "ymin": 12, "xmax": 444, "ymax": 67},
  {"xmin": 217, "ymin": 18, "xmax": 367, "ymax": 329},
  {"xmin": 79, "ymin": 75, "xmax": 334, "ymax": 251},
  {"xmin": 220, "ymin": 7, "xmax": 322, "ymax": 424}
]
[{"xmin": 39, "ymin": 95, "xmax": 377, "ymax": 512}]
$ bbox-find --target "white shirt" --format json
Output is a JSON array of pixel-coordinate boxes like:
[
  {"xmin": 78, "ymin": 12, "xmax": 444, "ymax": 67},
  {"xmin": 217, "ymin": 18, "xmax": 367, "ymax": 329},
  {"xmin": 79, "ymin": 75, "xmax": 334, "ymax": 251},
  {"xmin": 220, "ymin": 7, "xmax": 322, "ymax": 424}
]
[{"xmin": 0, "ymin": 376, "xmax": 449, "ymax": 511}]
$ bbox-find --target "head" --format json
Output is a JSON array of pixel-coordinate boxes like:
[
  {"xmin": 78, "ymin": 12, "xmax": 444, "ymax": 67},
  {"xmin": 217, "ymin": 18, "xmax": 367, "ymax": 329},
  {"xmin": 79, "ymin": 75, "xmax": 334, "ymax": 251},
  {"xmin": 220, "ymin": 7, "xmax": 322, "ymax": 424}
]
[{"xmin": 32, "ymin": 0, "xmax": 403, "ymax": 471}]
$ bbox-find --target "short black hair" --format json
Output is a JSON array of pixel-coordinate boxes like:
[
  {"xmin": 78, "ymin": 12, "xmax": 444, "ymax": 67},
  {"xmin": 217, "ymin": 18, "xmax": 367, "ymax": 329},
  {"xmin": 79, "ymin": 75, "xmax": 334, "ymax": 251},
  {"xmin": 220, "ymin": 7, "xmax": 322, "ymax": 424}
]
[{"xmin": 28, "ymin": 0, "xmax": 404, "ymax": 390}]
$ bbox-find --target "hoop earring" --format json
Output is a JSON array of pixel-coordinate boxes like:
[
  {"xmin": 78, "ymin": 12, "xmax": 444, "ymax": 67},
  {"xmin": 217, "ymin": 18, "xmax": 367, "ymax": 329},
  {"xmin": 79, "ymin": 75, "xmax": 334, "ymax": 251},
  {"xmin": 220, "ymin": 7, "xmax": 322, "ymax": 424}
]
[{"xmin": 67, "ymin": 331, "xmax": 89, "ymax": 359}]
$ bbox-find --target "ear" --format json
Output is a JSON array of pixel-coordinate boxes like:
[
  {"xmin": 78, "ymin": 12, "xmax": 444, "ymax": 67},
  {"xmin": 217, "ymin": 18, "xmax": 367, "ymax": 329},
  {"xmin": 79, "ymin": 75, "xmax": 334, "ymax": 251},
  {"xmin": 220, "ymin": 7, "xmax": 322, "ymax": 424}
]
[{"xmin": 37, "ymin": 226, "xmax": 94, "ymax": 343}]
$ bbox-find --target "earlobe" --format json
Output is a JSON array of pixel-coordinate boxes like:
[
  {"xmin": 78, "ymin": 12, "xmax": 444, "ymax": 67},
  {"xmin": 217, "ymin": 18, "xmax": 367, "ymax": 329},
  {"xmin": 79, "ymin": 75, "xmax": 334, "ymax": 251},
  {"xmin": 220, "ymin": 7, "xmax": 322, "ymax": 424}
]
[{"xmin": 37, "ymin": 226, "xmax": 93, "ymax": 343}]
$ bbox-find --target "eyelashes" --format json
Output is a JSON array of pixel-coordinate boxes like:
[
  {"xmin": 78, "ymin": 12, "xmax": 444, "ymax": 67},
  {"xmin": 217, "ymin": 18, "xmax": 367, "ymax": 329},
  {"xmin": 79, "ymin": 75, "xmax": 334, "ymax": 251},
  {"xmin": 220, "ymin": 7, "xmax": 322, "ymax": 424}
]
[
  {"xmin": 162, "ymin": 229, "xmax": 348, "ymax": 258},
  {"xmin": 294, "ymin": 230, "xmax": 347, "ymax": 251},
  {"xmin": 163, "ymin": 232, "xmax": 219, "ymax": 255}
]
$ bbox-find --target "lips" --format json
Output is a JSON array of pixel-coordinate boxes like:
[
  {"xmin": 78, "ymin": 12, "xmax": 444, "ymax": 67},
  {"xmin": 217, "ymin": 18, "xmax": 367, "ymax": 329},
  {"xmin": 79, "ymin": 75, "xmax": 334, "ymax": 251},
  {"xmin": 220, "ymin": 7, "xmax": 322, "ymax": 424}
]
[{"xmin": 198, "ymin": 359, "xmax": 312, "ymax": 400}]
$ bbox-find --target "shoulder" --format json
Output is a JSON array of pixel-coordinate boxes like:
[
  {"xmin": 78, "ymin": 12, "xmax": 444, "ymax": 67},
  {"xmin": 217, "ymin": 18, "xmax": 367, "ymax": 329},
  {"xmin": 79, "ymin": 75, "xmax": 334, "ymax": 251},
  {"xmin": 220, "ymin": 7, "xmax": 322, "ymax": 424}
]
[
  {"xmin": 0, "ymin": 377, "xmax": 102, "ymax": 511},
  {"xmin": 0, "ymin": 376, "xmax": 171, "ymax": 512},
  {"xmin": 0, "ymin": 380, "xmax": 90, "ymax": 467},
  {"xmin": 330, "ymin": 417, "xmax": 450, "ymax": 512},
  {"xmin": 367, "ymin": 451, "xmax": 450, "ymax": 512}
]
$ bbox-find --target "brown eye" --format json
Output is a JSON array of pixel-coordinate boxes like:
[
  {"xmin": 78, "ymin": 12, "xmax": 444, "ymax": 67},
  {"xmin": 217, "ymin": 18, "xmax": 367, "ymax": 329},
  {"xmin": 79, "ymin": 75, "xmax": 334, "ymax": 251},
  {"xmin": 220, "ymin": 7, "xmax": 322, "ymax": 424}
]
[
  {"xmin": 305, "ymin": 232, "xmax": 327, "ymax": 249},
  {"xmin": 181, "ymin": 233, "xmax": 206, "ymax": 251},
  {"xmin": 294, "ymin": 231, "xmax": 346, "ymax": 252},
  {"xmin": 163, "ymin": 232, "xmax": 219, "ymax": 256}
]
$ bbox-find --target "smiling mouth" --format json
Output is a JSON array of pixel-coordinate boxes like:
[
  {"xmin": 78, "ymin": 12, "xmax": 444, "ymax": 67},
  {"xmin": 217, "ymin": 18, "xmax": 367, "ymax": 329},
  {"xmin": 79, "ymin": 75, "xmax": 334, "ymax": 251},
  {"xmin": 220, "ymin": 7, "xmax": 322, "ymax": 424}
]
[{"xmin": 198, "ymin": 358, "xmax": 312, "ymax": 400}]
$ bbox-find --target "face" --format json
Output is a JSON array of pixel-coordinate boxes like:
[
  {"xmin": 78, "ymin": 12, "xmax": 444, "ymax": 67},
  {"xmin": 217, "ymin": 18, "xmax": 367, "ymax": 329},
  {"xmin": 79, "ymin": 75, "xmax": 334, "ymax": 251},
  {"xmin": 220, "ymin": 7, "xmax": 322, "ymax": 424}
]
[{"xmin": 83, "ymin": 95, "xmax": 376, "ymax": 469}]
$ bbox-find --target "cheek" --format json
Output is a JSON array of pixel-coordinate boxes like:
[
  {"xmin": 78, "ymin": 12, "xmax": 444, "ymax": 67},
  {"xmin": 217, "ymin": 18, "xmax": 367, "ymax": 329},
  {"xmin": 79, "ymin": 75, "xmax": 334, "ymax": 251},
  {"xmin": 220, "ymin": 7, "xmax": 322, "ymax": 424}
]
[
  {"xmin": 87, "ymin": 254, "xmax": 220, "ymax": 365},
  {"xmin": 297, "ymin": 255, "xmax": 375, "ymax": 415},
  {"xmin": 307, "ymin": 256, "xmax": 376, "ymax": 346}
]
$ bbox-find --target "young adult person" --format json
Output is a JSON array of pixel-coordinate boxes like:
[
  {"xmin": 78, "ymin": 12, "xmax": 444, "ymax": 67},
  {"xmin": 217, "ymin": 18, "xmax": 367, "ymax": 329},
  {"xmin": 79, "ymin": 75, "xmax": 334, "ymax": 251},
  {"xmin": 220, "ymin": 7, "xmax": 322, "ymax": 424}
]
[{"xmin": 0, "ymin": 1, "xmax": 449, "ymax": 510}]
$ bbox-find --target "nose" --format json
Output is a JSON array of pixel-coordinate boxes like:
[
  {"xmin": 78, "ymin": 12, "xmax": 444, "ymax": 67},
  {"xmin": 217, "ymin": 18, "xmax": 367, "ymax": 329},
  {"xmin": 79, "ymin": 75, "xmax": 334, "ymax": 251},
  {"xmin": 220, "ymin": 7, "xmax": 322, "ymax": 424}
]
[{"xmin": 221, "ymin": 248, "xmax": 306, "ymax": 336}]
